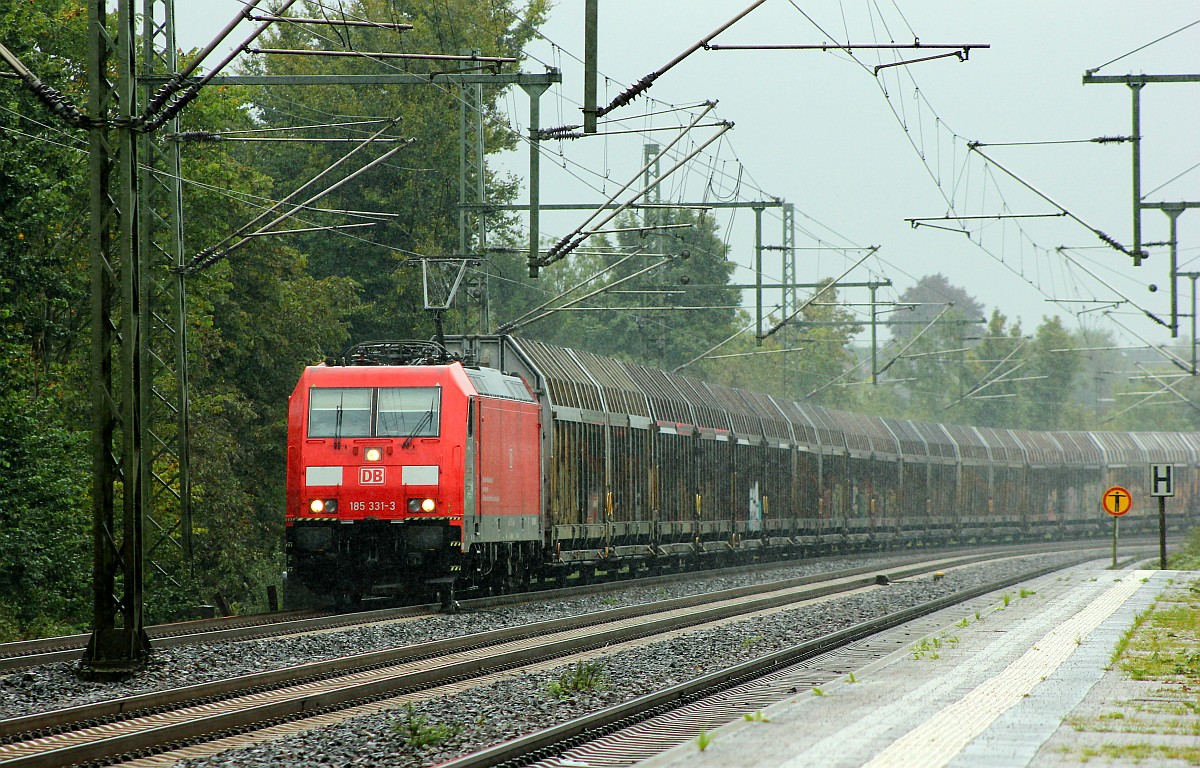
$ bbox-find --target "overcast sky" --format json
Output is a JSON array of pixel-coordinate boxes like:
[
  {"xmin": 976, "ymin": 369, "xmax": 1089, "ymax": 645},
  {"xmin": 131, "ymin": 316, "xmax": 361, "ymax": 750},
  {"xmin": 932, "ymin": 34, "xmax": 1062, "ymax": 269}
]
[{"xmin": 174, "ymin": 1, "xmax": 1200, "ymax": 351}]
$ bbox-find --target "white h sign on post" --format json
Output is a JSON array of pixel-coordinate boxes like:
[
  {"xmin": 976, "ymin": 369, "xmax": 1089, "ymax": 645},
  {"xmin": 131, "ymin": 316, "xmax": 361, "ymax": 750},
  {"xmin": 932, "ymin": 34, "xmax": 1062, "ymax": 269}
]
[{"xmin": 1149, "ymin": 463, "xmax": 1174, "ymax": 498}]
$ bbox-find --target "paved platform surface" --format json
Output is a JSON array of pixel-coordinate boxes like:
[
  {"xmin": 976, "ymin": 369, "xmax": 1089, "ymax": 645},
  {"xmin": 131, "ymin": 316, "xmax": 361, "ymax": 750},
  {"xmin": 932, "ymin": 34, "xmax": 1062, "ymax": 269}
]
[{"xmin": 637, "ymin": 562, "xmax": 1197, "ymax": 768}]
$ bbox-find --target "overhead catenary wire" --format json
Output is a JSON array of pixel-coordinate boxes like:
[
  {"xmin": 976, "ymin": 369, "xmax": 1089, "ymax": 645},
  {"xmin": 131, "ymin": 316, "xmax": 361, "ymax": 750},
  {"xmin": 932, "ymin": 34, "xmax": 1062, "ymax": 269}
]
[
  {"xmin": 595, "ymin": 0, "xmax": 770, "ymax": 118},
  {"xmin": 143, "ymin": 0, "xmax": 302, "ymax": 130},
  {"xmin": 542, "ymin": 114, "xmax": 731, "ymax": 266},
  {"xmin": 497, "ymin": 251, "xmax": 677, "ymax": 333},
  {"xmin": 179, "ymin": 132, "xmax": 414, "ymax": 274},
  {"xmin": 1086, "ymin": 17, "xmax": 1200, "ymax": 75},
  {"xmin": 494, "ymin": 247, "xmax": 649, "ymax": 332},
  {"xmin": 775, "ymin": 1, "xmax": 1161, "ymax": 343}
]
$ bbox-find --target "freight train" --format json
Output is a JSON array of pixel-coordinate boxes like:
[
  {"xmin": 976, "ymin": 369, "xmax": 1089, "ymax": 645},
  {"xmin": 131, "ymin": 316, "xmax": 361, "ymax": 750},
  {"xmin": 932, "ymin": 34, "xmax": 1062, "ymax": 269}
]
[{"xmin": 284, "ymin": 335, "xmax": 1200, "ymax": 606}]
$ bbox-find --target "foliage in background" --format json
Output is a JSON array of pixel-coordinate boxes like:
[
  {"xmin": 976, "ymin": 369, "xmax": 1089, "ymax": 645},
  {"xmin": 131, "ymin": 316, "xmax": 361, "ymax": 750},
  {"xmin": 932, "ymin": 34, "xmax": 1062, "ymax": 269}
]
[
  {"xmin": 492, "ymin": 209, "xmax": 744, "ymax": 372},
  {"xmin": 0, "ymin": 1, "xmax": 94, "ymax": 639},
  {"xmin": 245, "ymin": 0, "xmax": 549, "ymax": 344},
  {"xmin": 1169, "ymin": 527, "xmax": 1200, "ymax": 569},
  {"xmin": 0, "ymin": 0, "xmax": 550, "ymax": 635}
]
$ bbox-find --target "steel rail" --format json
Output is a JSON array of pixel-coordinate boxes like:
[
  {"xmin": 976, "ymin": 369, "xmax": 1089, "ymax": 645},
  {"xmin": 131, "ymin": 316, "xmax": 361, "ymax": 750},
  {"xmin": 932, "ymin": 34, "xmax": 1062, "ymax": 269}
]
[
  {"xmin": 436, "ymin": 553, "xmax": 1108, "ymax": 768},
  {"xmin": 0, "ymin": 553, "xmax": 1032, "ymax": 766},
  {"xmin": 0, "ymin": 539, "xmax": 1134, "ymax": 673}
]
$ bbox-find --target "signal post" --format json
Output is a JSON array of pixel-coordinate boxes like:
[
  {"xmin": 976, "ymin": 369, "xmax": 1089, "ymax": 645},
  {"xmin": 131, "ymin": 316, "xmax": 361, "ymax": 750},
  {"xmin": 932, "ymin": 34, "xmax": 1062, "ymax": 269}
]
[
  {"xmin": 1101, "ymin": 486, "xmax": 1131, "ymax": 568},
  {"xmin": 1149, "ymin": 463, "xmax": 1174, "ymax": 569}
]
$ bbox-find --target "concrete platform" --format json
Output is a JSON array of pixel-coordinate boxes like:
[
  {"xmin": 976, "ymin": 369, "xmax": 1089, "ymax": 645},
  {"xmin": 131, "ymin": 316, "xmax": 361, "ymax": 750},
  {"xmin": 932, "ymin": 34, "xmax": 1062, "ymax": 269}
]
[{"xmin": 637, "ymin": 562, "xmax": 1195, "ymax": 768}]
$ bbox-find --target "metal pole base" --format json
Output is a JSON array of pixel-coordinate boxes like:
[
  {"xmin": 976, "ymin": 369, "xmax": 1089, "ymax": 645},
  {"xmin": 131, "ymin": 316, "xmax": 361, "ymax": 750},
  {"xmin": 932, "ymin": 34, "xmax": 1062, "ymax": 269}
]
[{"xmin": 80, "ymin": 628, "xmax": 151, "ymax": 680}]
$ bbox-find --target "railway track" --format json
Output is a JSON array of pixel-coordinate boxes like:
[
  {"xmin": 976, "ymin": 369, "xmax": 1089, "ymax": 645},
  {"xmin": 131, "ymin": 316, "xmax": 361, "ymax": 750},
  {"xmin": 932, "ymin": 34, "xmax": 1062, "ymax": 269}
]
[
  {"xmin": 2, "ymin": 559, "xmax": 860, "ymax": 671},
  {"xmin": 439, "ymin": 552, "xmax": 1130, "ymax": 768},
  {"xmin": 0, "ymin": 549, "xmax": 1101, "ymax": 768},
  {"xmin": 0, "ymin": 540, "xmax": 1127, "ymax": 673}
]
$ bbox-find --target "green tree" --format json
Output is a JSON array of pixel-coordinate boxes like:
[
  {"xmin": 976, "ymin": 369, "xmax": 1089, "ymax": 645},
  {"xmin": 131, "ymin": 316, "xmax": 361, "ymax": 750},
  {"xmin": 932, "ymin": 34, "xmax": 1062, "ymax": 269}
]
[
  {"xmin": 959, "ymin": 309, "xmax": 1025, "ymax": 427},
  {"xmin": 0, "ymin": 305, "xmax": 91, "ymax": 639},
  {"xmin": 889, "ymin": 273, "xmax": 985, "ymax": 346},
  {"xmin": 1021, "ymin": 315, "xmax": 1083, "ymax": 429},
  {"xmin": 0, "ymin": 1, "xmax": 94, "ymax": 638},
  {"xmin": 767, "ymin": 280, "xmax": 863, "ymax": 406},
  {"xmin": 242, "ymin": 0, "xmax": 548, "ymax": 344},
  {"xmin": 0, "ymin": 0, "xmax": 91, "ymax": 395}
]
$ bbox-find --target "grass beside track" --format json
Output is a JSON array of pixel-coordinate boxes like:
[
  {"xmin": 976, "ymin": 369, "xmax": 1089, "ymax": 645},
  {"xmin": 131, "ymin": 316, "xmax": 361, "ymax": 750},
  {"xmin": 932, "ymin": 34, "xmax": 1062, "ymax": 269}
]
[{"xmin": 1060, "ymin": 533, "xmax": 1200, "ymax": 765}]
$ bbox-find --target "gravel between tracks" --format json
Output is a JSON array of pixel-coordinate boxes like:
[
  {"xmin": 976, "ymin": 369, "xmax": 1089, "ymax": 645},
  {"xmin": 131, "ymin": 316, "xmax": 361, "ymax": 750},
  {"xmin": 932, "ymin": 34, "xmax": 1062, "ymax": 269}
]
[
  {"xmin": 0, "ymin": 551, "xmax": 922, "ymax": 718},
  {"xmin": 169, "ymin": 553, "xmax": 1075, "ymax": 768},
  {"xmin": 0, "ymin": 551, "xmax": 1083, "ymax": 767}
]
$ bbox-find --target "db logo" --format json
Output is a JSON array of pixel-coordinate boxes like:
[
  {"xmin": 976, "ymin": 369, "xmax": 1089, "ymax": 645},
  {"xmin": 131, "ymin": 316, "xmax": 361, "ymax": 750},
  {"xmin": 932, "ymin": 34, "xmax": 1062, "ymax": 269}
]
[{"xmin": 359, "ymin": 467, "xmax": 385, "ymax": 485}]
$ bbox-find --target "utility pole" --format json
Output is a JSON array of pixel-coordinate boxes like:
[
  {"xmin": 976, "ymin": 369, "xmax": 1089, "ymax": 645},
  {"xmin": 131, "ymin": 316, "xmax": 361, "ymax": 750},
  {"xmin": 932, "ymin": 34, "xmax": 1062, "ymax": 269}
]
[
  {"xmin": 582, "ymin": 0, "xmax": 598, "ymax": 134},
  {"xmin": 776, "ymin": 280, "xmax": 892, "ymax": 381},
  {"xmin": 140, "ymin": 0, "xmax": 193, "ymax": 604},
  {"xmin": 754, "ymin": 205, "xmax": 764, "ymax": 344},
  {"xmin": 781, "ymin": 204, "xmax": 796, "ymax": 389},
  {"xmin": 459, "ymin": 51, "xmax": 487, "ymax": 332},
  {"xmin": 870, "ymin": 283, "xmax": 880, "ymax": 385},
  {"xmin": 1083, "ymin": 72, "xmax": 1200, "ymax": 338},
  {"xmin": 1180, "ymin": 271, "xmax": 1200, "ymax": 374},
  {"xmin": 84, "ymin": 0, "xmax": 151, "ymax": 673}
]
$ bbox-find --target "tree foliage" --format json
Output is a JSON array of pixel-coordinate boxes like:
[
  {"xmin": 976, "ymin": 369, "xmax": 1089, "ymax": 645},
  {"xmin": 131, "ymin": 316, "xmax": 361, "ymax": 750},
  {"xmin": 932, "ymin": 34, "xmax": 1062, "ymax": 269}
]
[
  {"xmin": 0, "ymin": 0, "xmax": 93, "ymax": 638},
  {"xmin": 242, "ymin": 0, "xmax": 549, "ymax": 343}
]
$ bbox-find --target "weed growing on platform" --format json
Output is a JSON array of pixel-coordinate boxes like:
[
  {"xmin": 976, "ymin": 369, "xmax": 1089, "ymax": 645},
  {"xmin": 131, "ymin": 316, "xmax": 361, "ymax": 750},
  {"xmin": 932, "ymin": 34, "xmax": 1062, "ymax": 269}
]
[
  {"xmin": 1119, "ymin": 601, "xmax": 1200, "ymax": 680},
  {"xmin": 743, "ymin": 709, "xmax": 771, "ymax": 722},
  {"xmin": 394, "ymin": 704, "xmax": 461, "ymax": 748},
  {"xmin": 547, "ymin": 659, "xmax": 609, "ymax": 698},
  {"xmin": 846, "ymin": 672, "xmax": 858, "ymax": 683},
  {"xmin": 812, "ymin": 687, "xmax": 827, "ymax": 696},
  {"xmin": 910, "ymin": 637, "xmax": 941, "ymax": 660},
  {"xmin": 1019, "ymin": 587, "xmax": 1036, "ymax": 598},
  {"xmin": 1001, "ymin": 593, "xmax": 1012, "ymax": 608},
  {"xmin": 741, "ymin": 635, "xmax": 765, "ymax": 648},
  {"xmin": 696, "ymin": 729, "xmax": 713, "ymax": 751},
  {"xmin": 956, "ymin": 617, "xmax": 970, "ymax": 628},
  {"xmin": 1110, "ymin": 604, "xmax": 1158, "ymax": 670},
  {"xmin": 1077, "ymin": 743, "xmax": 1200, "ymax": 764}
]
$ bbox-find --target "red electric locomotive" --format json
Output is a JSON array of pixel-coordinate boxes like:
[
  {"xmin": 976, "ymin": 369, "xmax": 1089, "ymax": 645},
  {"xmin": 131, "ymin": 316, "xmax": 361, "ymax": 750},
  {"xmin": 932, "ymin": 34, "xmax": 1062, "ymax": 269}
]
[{"xmin": 284, "ymin": 341, "xmax": 542, "ymax": 606}]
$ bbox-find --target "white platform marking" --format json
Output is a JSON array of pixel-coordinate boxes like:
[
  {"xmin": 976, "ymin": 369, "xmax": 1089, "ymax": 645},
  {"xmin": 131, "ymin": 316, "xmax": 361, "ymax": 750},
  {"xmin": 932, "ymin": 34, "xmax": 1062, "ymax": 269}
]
[{"xmin": 850, "ymin": 571, "xmax": 1149, "ymax": 768}]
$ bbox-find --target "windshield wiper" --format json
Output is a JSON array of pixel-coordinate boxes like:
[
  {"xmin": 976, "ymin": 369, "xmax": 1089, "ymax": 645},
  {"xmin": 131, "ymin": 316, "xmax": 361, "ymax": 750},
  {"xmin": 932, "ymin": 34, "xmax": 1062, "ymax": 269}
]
[
  {"xmin": 401, "ymin": 409, "xmax": 434, "ymax": 449},
  {"xmin": 334, "ymin": 402, "xmax": 343, "ymax": 450}
]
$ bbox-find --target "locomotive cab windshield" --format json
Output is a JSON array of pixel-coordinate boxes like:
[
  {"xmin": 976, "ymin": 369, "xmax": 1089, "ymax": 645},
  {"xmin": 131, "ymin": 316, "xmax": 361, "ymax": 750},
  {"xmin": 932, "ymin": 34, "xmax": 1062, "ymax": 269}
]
[{"xmin": 307, "ymin": 386, "xmax": 441, "ymax": 439}]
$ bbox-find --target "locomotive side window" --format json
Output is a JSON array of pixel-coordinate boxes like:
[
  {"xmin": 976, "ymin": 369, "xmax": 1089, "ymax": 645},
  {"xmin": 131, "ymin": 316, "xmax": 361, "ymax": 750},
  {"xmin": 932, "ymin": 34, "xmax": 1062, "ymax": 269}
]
[
  {"xmin": 308, "ymin": 388, "xmax": 372, "ymax": 437},
  {"xmin": 377, "ymin": 387, "xmax": 441, "ymax": 437}
]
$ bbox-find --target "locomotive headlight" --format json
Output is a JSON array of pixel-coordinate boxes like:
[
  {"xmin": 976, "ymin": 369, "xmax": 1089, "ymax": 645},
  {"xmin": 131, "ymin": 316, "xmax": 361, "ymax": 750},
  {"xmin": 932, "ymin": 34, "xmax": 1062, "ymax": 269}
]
[
  {"xmin": 408, "ymin": 498, "xmax": 437, "ymax": 513},
  {"xmin": 309, "ymin": 499, "xmax": 325, "ymax": 513},
  {"xmin": 420, "ymin": 498, "xmax": 436, "ymax": 513},
  {"xmin": 408, "ymin": 499, "xmax": 421, "ymax": 513},
  {"xmin": 364, "ymin": 447, "xmax": 382, "ymax": 462}
]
